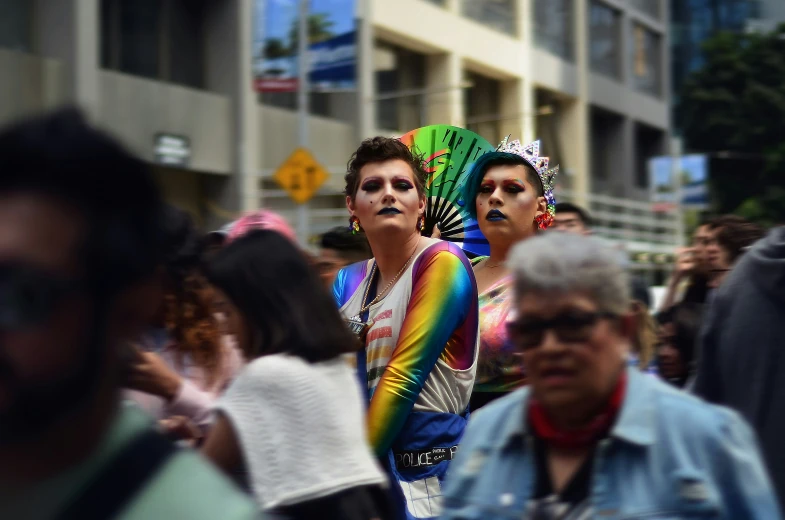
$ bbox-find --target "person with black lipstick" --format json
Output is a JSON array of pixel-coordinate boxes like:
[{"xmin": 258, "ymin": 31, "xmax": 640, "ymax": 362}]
[
  {"xmin": 334, "ymin": 136, "xmax": 479, "ymax": 520},
  {"xmin": 460, "ymin": 137, "xmax": 559, "ymax": 410}
]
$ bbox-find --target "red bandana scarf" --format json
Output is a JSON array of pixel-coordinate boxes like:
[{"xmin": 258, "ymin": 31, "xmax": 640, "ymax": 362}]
[{"xmin": 528, "ymin": 371, "xmax": 627, "ymax": 450}]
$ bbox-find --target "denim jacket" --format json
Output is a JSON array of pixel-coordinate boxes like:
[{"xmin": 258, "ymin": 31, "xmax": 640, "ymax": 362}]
[{"xmin": 440, "ymin": 368, "xmax": 781, "ymax": 519}]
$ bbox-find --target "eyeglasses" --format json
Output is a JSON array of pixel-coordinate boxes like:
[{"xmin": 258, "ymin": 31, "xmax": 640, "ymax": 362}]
[
  {"xmin": 0, "ymin": 264, "xmax": 84, "ymax": 330},
  {"xmin": 505, "ymin": 310, "xmax": 618, "ymax": 351}
]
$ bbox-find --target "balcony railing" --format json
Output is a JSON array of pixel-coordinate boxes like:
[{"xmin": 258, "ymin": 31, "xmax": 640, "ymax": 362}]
[{"xmin": 556, "ymin": 189, "xmax": 683, "ymax": 251}]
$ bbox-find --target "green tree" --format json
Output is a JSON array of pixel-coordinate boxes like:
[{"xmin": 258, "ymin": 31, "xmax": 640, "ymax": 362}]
[
  {"xmin": 264, "ymin": 38, "xmax": 290, "ymax": 59},
  {"xmin": 679, "ymin": 24, "xmax": 785, "ymax": 225},
  {"xmin": 288, "ymin": 13, "xmax": 336, "ymax": 53}
]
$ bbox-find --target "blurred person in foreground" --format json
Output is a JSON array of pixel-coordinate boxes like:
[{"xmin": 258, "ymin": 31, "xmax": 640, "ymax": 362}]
[
  {"xmin": 0, "ymin": 109, "xmax": 257, "ymax": 518},
  {"xmin": 334, "ymin": 137, "xmax": 479, "ymax": 520},
  {"xmin": 441, "ymin": 232, "xmax": 779, "ymax": 519},
  {"xmin": 459, "ymin": 138, "xmax": 558, "ymax": 410},
  {"xmin": 124, "ymin": 207, "xmax": 243, "ymax": 435},
  {"xmin": 694, "ymin": 224, "xmax": 785, "ymax": 506},
  {"xmin": 315, "ymin": 226, "xmax": 372, "ymax": 289},
  {"xmin": 202, "ymin": 230, "xmax": 391, "ymax": 518}
]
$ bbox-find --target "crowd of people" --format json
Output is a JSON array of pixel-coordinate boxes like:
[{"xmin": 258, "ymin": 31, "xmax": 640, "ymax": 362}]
[{"xmin": 1, "ymin": 107, "xmax": 784, "ymax": 519}]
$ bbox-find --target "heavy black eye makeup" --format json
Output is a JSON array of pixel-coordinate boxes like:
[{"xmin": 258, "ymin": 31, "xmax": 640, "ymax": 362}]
[
  {"xmin": 360, "ymin": 179, "xmax": 382, "ymax": 191},
  {"xmin": 502, "ymin": 179, "xmax": 526, "ymax": 193}
]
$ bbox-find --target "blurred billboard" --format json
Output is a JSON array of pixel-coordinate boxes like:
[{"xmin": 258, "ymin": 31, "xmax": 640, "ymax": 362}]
[
  {"xmin": 252, "ymin": 0, "xmax": 356, "ymax": 92},
  {"xmin": 649, "ymin": 154, "xmax": 709, "ymax": 211}
]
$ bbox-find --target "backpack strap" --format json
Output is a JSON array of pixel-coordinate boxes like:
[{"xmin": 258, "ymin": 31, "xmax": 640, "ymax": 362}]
[{"xmin": 57, "ymin": 429, "xmax": 177, "ymax": 520}]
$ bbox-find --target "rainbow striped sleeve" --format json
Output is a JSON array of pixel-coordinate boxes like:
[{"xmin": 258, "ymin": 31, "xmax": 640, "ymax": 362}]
[
  {"xmin": 367, "ymin": 242, "xmax": 478, "ymax": 456},
  {"xmin": 333, "ymin": 260, "xmax": 369, "ymax": 307}
]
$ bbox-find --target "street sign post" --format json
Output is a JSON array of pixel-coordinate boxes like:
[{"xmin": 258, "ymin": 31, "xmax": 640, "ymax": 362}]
[{"xmin": 273, "ymin": 147, "xmax": 329, "ymax": 204}]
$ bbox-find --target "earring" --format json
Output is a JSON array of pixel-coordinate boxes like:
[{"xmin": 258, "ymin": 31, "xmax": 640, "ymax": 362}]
[
  {"xmin": 349, "ymin": 215, "xmax": 361, "ymax": 235},
  {"xmin": 535, "ymin": 213, "xmax": 553, "ymax": 230},
  {"xmin": 417, "ymin": 214, "xmax": 426, "ymax": 232}
]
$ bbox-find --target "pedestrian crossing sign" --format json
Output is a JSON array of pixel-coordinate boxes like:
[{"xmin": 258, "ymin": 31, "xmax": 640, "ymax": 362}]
[{"xmin": 273, "ymin": 148, "xmax": 329, "ymax": 204}]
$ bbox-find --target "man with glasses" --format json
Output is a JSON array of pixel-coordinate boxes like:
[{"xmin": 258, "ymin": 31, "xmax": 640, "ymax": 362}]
[
  {"xmin": 0, "ymin": 109, "xmax": 258, "ymax": 518},
  {"xmin": 440, "ymin": 232, "xmax": 778, "ymax": 519}
]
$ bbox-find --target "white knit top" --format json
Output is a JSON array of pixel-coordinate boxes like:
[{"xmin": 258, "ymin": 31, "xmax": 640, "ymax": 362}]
[{"xmin": 214, "ymin": 353, "xmax": 387, "ymax": 510}]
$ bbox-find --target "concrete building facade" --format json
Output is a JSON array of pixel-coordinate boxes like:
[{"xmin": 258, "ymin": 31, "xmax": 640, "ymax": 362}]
[{"xmin": 0, "ymin": 0, "xmax": 677, "ymax": 281}]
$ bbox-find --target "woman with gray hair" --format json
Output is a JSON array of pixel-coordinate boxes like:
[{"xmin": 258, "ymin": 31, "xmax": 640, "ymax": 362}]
[{"xmin": 441, "ymin": 232, "xmax": 780, "ymax": 519}]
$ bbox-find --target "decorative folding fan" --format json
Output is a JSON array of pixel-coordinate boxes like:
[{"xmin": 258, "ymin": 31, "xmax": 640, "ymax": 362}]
[{"xmin": 399, "ymin": 125, "xmax": 495, "ymax": 257}]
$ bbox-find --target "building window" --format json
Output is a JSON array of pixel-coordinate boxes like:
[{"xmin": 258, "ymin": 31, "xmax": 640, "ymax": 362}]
[
  {"xmin": 533, "ymin": 0, "xmax": 574, "ymax": 61},
  {"xmin": 635, "ymin": 123, "xmax": 664, "ymax": 189},
  {"xmin": 589, "ymin": 1, "xmax": 621, "ymax": 79},
  {"xmin": 631, "ymin": 24, "xmax": 661, "ymax": 97},
  {"xmin": 101, "ymin": 0, "xmax": 207, "ymax": 89},
  {"xmin": 374, "ymin": 41, "xmax": 426, "ymax": 132},
  {"xmin": 461, "ymin": 0, "xmax": 517, "ymax": 37},
  {"xmin": 629, "ymin": 0, "xmax": 661, "ymax": 20},
  {"xmin": 0, "ymin": 0, "xmax": 33, "ymax": 52},
  {"xmin": 464, "ymin": 72, "xmax": 502, "ymax": 144}
]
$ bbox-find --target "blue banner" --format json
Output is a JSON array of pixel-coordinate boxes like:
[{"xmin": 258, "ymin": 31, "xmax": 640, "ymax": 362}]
[{"xmin": 309, "ymin": 30, "xmax": 356, "ymax": 88}]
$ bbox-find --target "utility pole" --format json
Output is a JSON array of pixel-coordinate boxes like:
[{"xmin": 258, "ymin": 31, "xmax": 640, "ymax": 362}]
[{"xmin": 297, "ymin": 0, "xmax": 310, "ymax": 244}]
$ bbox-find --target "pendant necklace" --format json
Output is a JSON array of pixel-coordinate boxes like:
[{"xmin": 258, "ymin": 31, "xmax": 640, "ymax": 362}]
[{"xmin": 346, "ymin": 240, "xmax": 420, "ymax": 343}]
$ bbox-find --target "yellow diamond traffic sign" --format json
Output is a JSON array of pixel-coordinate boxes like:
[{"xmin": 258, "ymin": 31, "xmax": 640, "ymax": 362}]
[{"xmin": 273, "ymin": 147, "xmax": 329, "ymax": 204}]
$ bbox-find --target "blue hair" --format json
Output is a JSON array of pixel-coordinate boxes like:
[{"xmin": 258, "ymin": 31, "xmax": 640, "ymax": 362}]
[{"xmin": 460, "ymin": 152, "xmax": 543, "ymax": 220}]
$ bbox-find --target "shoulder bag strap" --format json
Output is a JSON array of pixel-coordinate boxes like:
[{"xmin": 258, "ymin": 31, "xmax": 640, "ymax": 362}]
[{"xmin": 56, "ymin": 429, "xmax": 177, "ymax": 520}]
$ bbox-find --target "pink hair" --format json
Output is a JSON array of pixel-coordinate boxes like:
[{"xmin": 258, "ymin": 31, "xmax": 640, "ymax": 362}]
[{"xmin": 226, "ymin": 210, "xmax": 297, "ymax": 244}]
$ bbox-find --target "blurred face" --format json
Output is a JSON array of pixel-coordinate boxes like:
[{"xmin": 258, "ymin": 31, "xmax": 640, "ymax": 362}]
[
  {"xmin": 692, "ymin": 225, "xmax": 712, "ymax": 273},
  {"xmin": 346, "ymin": 159, "xmax": 425, "ymax": 240},
  {"xmin": 656, "ymin": 322, "xmax": 686, "ymax": 381},
  {"xmin": 0, "ymin": 195, "xmax": 102, "ymax": 441},
  {"xmin": 552, "ymin": 212, "xmax": 589, "ymax": 235},
  {"xmin": 705, "ymin": 227, "xmax": 731, "ymax": 272},
  {"xmin": 212, "ymin": 288, "xmax": 251, "ymax": 360},
  {"xmin": 508, "ymin": 292, "xmax": 629, "ymax": 418},
  {"xmin": 315, "ymin": 248, "xmax": 347, "ymax": 290},
  {"xmin": 475, "ymin": 165, "xmax": 546, "ymax": 244}
]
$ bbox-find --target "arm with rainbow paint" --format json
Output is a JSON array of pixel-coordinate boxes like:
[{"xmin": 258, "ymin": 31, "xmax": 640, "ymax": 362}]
[{"xmin": 366, "ymin": 243, "xmax": 476, "ymax": 457}]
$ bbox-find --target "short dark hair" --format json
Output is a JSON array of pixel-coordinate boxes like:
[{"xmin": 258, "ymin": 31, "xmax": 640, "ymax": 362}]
[
  {"xmin": 320, "ymin": 227, "xmax": 372, "ymax": 263},
  {"xmin": 162, "ymin": 206, "xmax": 205, "ymax": 279},
  {"xmin": 707, "ymin": 215, "xmax": 765, "ymax": 263},
  {"xmin": 554, "ymin": 202, "xmax": 592, "ymax": 227},
  {"xmin": 345, "ymin": 136, "xmax": 428, "ymax": 198},
  {"xmin": 0, "ymin": 107, "xmax": 166, "ymax": 296},
  {"xmin": 461, "ymin": 152, "xmax": 543, "ymax": 220},
  {"xmin": 657, "ymin": 302, "xmax": 705, "ymax": 368},
  {"xmin": 206, "ymin": 230, "xmax": 357, "ymax": 362}
]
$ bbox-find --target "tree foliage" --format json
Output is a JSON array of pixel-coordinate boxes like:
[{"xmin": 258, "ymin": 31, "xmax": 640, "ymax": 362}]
[
  {"xmin": 679, "ymin": 24, "xmax": 785, "ymax": 225},
  {"xmin": 288, "ymin": 13, "xmax": 336, "ymax": 53},
  {"xmin": 264, "ymin": 38, "xmax": 289, "ymax": 59}
]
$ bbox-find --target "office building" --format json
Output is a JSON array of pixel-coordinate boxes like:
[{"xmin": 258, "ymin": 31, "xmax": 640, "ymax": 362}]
[{"xmin": 0, "ymin": 0, "xmax": 677, "ymax": 281}]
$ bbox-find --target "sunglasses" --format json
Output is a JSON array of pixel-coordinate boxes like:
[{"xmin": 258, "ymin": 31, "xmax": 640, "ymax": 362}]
[
  {"xmin": 0, "ymin": 264, "xmax": 84, "ymax": 329},
  {"xmin": 506, "ymin": 310, "xmax": 618, "ymax": 351}
]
